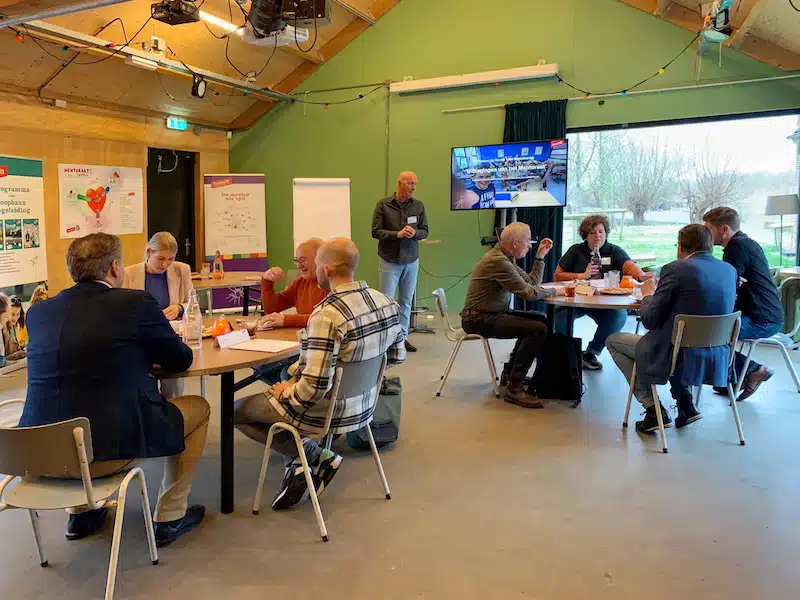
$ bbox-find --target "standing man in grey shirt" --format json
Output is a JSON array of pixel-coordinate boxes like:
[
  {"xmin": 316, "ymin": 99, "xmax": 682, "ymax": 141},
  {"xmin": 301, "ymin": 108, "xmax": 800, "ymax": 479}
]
[
  {"xmin": 372, "ymin": 171, "xmax": 429, "ymax": 352},
  {"xmin": 461, "ymin": 222, "xmax": 562, "ymax": 408}
]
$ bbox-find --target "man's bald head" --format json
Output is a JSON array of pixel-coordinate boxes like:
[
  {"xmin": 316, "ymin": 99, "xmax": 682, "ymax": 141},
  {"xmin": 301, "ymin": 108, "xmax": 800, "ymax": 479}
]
[
  {"xmin": 396, "ymin": 171, "xmax": 418, "ymax": 201},
  {"xmin": 316, "ymin": 238, "xmax": 360, "ymax": 289}
]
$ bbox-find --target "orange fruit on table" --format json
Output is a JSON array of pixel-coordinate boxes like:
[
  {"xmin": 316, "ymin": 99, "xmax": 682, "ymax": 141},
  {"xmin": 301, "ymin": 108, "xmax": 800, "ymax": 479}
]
[
  {"xmin": 211, "ymin": 317, "xmax": 232, "ymax": 338},
  {"xmin": 620, "ymin": 276, "xmax": 635, "ymax": 289}
]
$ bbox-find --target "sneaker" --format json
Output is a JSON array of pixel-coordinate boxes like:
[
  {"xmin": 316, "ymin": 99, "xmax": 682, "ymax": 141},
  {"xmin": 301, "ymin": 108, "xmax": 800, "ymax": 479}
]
[
  {"xmin": 503, "ymin": 385, "xmax": 544, "ymax": 409},
  {"xmin": 712, "ymin": 385, "xmax": 729, "ymax": 396},
  {"xmin": 154, "ymin": 505, "xmax": 205, "ymax": 548},
  {"xmin": 272, "ymin": 462, "xmax": 310, "ymax": 510},
  {"xmin": 66, "ymin": 507, "xmax": 108, "ymax": 541},
  {"xmin": 635, "ymin": 405, "xmax": 674, "ymax": 434},
  {"xmin": 404, "ymin": 339, "xmax": 417, "ymax": 352},
  {"xmin": 581, "ymin": 351, "xmax": 602, "ymax": 371},
  {"xmin": 737, "ymin": 366, "xmax": 774, "ymax": 401},
  {"xmin": 313, "ymin": 449, "xmax": 343, "ymax": 498},
  {"xmin": 674, "ymin": 394, "xmax": 703, "ymax": 429}
]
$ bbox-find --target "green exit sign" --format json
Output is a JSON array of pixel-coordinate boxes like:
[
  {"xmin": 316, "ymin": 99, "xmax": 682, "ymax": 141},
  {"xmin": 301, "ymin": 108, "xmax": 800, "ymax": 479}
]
[{"xmin": 166, "ymin": 117, "xmax": 188, "ymax": 131}]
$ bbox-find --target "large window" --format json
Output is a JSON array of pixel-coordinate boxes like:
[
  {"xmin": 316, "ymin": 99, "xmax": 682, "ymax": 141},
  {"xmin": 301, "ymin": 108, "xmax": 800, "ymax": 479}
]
[{"xmin": 564, "ymin": 113, "xmax": 800, "ymax": 267}]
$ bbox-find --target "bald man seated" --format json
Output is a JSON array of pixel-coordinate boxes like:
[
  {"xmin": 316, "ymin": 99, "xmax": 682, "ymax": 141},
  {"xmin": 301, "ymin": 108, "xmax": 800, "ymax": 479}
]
[{"xmin": 235, "ymin": 238, "xmax": 406, "ymax": 511}]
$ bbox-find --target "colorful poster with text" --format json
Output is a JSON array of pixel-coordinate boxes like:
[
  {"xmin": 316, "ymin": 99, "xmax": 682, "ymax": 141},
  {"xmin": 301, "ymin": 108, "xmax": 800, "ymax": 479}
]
[
  {"xmin": 0, "ymin": 156, "xmax": 48, "ymax": 287},
  {"xmin": 59, "ymin": 164, "xmax": 143, "ymax": 238}
]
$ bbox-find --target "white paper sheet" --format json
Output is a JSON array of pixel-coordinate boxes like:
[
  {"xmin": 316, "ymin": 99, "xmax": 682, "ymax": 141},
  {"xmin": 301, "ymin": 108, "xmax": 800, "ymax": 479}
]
[{"xmin": 231, "ymin": 339, "xmax": 300, "ymax": 353}]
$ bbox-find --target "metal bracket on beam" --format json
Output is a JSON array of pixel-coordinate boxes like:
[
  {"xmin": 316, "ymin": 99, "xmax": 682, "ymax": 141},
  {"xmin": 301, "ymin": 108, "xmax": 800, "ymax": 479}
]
[{"xmin": 332, "ymin": 0, "xmax": 375, "ymax": 25}]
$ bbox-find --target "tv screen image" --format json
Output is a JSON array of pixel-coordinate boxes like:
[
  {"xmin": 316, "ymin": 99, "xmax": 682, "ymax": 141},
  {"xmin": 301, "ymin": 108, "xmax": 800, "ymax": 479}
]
[{"xmin": 451, "ymin": 139, "xmax": 568, "ymax": 210}]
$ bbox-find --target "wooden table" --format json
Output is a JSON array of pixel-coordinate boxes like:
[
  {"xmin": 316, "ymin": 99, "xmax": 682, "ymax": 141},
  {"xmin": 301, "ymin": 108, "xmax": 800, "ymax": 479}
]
[
  {"xmin": 541, "ymin": 287, "xmax": 641, "ymax": 337},
  {"xmin": 780, "ymin": 266, "xmax": 800, "ymax": 278},
  {"xmin": 193, "ymin": 271, "xmax": 263, "ymax": 316},
  {"xmin": 160, "ymin": 320, "xmax": 302, "ymax": 514}
]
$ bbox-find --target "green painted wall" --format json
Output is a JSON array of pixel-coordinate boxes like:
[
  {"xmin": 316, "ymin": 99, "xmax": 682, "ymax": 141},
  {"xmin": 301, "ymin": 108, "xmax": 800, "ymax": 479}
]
[{"xmin": 230, "ymin": 0, "xmax": 800, "ymax": 311}]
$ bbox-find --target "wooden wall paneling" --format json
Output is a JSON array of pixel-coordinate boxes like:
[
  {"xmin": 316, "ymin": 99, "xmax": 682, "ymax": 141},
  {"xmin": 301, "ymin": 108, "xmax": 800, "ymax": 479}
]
[{"xmin": 0, "ymin": 96, "xmax": 228, "ymax": 292}]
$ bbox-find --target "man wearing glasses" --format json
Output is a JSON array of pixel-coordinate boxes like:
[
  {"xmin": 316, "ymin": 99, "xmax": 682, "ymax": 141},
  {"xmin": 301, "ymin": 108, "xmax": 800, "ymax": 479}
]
[{"xmin": 259, "ymin": 237, "xmax": 327, "ymax": 330}]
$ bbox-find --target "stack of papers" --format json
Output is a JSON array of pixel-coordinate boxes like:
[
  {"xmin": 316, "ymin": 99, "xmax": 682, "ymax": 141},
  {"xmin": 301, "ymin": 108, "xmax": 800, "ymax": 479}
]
[{"xmin": 231, "ymin": 339, "xmax": 300, "ymax": 353}]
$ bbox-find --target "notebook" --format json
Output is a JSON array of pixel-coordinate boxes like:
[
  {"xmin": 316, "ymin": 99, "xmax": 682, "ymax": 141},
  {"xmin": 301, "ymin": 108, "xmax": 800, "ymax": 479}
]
[{"xmin": 230, "ymin": 339, "xmax": 300, "ymax": 353}]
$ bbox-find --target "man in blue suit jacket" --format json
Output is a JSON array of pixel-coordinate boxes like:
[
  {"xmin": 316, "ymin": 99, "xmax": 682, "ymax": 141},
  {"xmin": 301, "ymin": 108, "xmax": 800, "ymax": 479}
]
[
  {"xmin": 607, "ymin": 225, "xmax": 737, "ymax": 433},
  {"xmin": 19, "ymin": 233, "xmax": 210, "ymax": 547}
]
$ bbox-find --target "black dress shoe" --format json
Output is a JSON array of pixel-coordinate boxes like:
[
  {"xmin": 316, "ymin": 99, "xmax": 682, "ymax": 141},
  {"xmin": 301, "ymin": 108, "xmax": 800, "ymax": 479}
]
[
  {"xmin": 404, "ymin": 340, "xmax": 417, "ymax": 352},
  {"xmin": 66, "ymin": 507, "xmax": 108, "ymax": 541},
  {"xmin": 155, "ymin": 505, "xmax": 205, "ymax": 548}
]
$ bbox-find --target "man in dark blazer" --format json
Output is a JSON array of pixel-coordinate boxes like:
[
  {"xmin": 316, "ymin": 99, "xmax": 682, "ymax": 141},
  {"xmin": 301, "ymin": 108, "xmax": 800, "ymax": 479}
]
[
  {"xmin": 606, "ymin": 225, "xmax": 737, "ymax": 433},
  {"xmin": 19, "ymin": 233, "xmax": 210, "ymax": 547}
]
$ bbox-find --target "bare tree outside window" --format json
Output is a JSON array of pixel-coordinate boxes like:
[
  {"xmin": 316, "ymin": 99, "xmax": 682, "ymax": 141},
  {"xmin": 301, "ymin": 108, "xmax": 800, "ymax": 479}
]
[{"xmin": 679, "ymin": 149, "xmax": 748, "ymax": 223}]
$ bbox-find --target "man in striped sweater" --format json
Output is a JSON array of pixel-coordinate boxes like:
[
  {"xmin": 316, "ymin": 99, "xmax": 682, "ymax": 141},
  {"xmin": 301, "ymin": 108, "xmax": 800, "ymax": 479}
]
[{"xmin": 235, "ymin": 238, "xmax": 406, "ymax": 510}]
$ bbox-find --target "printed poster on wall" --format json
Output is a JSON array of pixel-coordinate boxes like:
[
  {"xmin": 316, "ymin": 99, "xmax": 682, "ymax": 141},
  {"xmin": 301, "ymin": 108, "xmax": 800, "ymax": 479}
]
[
  {"xmin": 203, "ymin": 174, "xmax": 267, "ymax": 260},
  {"xmin": 58, "ymin": 164, "xmax": 143, "ymax": 238},
  {"xmin": 0, "ymin": 156, "xmax": 48, "ymax": 287}
]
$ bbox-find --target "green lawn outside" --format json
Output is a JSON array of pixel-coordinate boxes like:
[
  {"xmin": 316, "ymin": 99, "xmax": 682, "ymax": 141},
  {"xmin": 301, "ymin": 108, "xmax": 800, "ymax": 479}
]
[{"xmin": 563, "ymin": 223, "xmax": 790, "ymax": 269}]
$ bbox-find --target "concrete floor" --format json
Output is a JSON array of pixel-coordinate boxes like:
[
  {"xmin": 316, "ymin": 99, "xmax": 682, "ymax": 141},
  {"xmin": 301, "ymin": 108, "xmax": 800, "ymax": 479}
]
[{"xmin": 1, "ymin": 316, "xmax": 800, "ymax": 599}]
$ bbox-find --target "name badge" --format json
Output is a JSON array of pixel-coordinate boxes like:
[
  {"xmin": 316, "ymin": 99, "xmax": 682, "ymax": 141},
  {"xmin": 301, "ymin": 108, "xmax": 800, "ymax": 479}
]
[
  {"xmin": 215, "ymin": 329, "xmax": 251, "ymax": 349},
  {"xmin": 601, "ymin": 256, "xmax": 611, "ymax": 266},
  {"xmin": 407, "ymin": 216, "xmax": 418, "ymax": 224}
]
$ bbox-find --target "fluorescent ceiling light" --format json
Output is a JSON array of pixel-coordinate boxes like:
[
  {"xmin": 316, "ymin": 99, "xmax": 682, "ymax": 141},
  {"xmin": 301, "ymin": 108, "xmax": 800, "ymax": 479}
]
[
  {"xmin": 390, "ymin": 64, "xmax": 559, "ymax": 94},
  {"xmin": 199, "ymin": 10, "xmax": 243, "ymax": 35},
  {"xmin": 125, "ymin": 54, "xmax": 159, "ymax": 71}
]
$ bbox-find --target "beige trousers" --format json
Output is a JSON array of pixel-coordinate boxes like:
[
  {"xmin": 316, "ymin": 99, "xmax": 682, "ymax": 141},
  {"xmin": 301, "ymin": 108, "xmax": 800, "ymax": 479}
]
[{"xmin": 77, "ymin": 395, "xmax": 210, "ymax": 522}]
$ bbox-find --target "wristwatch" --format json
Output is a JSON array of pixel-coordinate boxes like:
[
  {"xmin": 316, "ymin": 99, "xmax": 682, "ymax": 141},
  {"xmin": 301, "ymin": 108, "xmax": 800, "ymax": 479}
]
[{"xmin": 535, "ymin": 257, "xmax": 545, "ymax": 262}]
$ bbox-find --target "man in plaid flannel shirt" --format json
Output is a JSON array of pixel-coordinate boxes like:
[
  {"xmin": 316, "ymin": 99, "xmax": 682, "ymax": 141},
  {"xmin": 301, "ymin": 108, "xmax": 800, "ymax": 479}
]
[{"xmin": 235, "ymin": 238, "xmax": 406, "ymax": 510}]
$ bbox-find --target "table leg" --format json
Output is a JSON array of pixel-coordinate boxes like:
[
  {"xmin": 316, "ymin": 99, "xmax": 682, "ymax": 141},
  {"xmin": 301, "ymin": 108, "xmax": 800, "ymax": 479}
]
[
  {"xmin": 546, "ymin": 304, "xmax": 555, "ymax": 332},
  {"xmin": 566, "ymin": 307, "xmax": 575, "ymax": 338},
  {"xmin": 206, "ymin": 289, "xmax": 213, "ymax": 316},
  {"xmin": 243, "ymin": 286, "xmax": 250, "ymax": 317},
  {"xmin": 220, "ymin": 371, "xmax": 235, "ymax": 514}
]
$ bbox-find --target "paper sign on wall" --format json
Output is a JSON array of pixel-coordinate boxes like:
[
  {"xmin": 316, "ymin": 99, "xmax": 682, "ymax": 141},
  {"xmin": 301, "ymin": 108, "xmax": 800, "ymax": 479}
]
[
  {"xmin": 204, "ymin": 174, "xmax": 267, "ymax": 259},
  {"xmin": 59, "ymin": 164, "xmax": 143, "ymax": 238},
  {"xmin": 0, "ymin": 155, "xmax": 48, "ymax": 288}
]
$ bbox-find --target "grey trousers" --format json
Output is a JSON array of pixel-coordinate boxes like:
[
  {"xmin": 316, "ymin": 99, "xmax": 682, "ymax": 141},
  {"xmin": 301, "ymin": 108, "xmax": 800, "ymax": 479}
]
[
  {"xmin": 606, "ymin": 333, "xmax": 656, "ymax": 408},
  {"xmin": 234, "ymin": 392, "xmax": 322, "ymax": 467}
]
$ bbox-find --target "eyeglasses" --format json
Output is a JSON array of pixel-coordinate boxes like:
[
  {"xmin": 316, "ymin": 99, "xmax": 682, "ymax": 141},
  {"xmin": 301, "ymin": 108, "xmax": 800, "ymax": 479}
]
[
  {"xmin": 9, "ymin": 296, "xmax": 22, "ymax": 307},
  {"xmin": 293, "ymin": 257, "xmax": 307, "ymax": 267}
]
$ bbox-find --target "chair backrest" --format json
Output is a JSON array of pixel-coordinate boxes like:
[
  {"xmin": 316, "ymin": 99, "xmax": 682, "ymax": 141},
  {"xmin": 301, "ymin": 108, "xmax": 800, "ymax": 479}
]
[
  {"xmin": 432, "ymin": 288, "xmax": 457, "ymax": 333},
  {"xmin": 778, "ymin": 276, "xmax": 800, "ymax": 338},
  {"xmin": 321, "ymin": 354, "xmax": 388, "ymax": 435},
  {"xmin": 0, "ymin": 416, "xmax": 93, "ymax": 478},
  {"xmin": 669, "ymin": 312, "xmax": 742, "ymax": 375}
]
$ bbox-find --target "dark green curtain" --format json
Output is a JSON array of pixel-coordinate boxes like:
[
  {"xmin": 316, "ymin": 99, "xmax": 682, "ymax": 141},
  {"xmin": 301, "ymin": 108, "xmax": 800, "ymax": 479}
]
[{"xmin": 496, "ymin": 99, "xmax": 567, "ymax": 310}]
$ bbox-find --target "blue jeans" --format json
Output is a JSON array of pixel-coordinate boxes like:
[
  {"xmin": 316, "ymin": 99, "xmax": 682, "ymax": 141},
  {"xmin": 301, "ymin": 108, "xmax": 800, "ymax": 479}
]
[
  {"xmin": 735, "ymin": 316, "xmax": 783, "ymax": 377},
  {"xmin": 379, "ymin": 258, "xmax": 418, "ymax": 336},
  {"xmin": 554, "ymin": 308, "xmax": 628, "ymax": 354}
]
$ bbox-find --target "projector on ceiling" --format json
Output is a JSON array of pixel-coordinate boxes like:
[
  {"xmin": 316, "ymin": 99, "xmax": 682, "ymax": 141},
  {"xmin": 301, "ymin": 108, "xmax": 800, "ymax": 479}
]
[
  {"xmin": 151, "ymin": 0, "xmax": 201, "ymax": 25},
  {"xmin": 282, "ymin": 0, "xmax": 331, "ymax": 28},
  {"xmin": 241, "ymin": 24, "xmax": 309, "ymax": 47}
]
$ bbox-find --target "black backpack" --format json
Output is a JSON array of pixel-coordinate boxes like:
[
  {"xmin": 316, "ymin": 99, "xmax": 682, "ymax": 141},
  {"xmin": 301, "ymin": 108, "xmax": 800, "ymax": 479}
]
[
  {"xmin": 346, "ymin": 376, "xmax": 402, "ymax": 450},
  {"xmin": 528, "ymin": 334, "xmax": 584, "ymax": 407}
]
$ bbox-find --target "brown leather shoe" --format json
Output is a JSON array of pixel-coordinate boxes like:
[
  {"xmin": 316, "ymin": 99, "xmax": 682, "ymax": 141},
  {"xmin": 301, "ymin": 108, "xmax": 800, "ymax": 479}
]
[
  {"xmin": 738, "ymin": 366, "xmax": 774, "ymax": 401},
  {"xmin": 404, "ymin": 339, "xmax": 417, "ymax": 352},
  {"xmin": 504, "ymin": 386, "xmax": 544, "ymax": 409}
]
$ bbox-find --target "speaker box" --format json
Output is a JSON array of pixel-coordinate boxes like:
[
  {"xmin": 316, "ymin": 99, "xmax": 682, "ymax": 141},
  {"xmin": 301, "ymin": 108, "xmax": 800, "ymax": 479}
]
[{"xmin": 282, "ymin": 0, "xmax": 331, "ymax": 27}]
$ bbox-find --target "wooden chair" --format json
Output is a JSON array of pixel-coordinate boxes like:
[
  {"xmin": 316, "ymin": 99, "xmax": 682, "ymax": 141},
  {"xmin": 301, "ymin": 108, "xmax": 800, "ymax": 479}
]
[{"xmin": 0, "ymin": 399, "xmax": 158, "ymax": 600}]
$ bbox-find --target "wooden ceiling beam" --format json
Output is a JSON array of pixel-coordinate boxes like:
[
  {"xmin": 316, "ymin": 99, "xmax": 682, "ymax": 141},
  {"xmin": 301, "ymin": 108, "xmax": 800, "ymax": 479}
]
[
  {"xmin": 229, "ymin": 0, "xmax": 400, "ymax": 129},
  {"xmin": 279, "ymin": 43, "xmax": 324, "ymax": 65},
  {"xmin": 737, "ymin": 36, "xmax": 800, "ymax": 71},
  {"xmin": 729, "ymin": 0, "xmax": 765, "ymax": 50}
]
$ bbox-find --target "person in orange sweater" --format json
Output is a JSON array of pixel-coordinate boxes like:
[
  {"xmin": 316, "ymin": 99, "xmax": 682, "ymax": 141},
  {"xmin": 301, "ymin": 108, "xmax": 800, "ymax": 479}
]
[{"xmin": 258, "ymin": 237, "xmax": 327, "ymax": 330}]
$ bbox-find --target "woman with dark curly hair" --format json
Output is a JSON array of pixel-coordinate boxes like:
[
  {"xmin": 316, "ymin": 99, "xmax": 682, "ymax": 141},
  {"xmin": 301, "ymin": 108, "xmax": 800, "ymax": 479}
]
[{"xmin": 554, "ymin": 214, "xmax": 651, "ymax": 370}]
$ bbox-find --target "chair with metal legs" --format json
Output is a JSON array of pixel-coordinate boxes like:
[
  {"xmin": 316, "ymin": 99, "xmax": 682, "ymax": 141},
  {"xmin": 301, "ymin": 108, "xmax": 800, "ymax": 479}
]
[
  {"xmin": 252, "ymin": 355, "xmax": 391, "ymax": 542},
  {"xmin": 734, "ymin": 277, "xmax": 800, "ymax": 397},
  {"xmin": 0, "ymin": 399, "xmax": 158, "ymax": 600},
  {"xmin": 623, "ymin": 312, "xmax": 744, "ymax": 453},
  {"xmin": 431, "ymin": 288, "xmax": 499, "ymax": 398}
]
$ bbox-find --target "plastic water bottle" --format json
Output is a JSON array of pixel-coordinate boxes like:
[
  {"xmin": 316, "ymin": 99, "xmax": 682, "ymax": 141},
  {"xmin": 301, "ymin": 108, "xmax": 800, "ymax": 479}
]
[{"xmin": 182, "ymin": 289, "xmax": 203, "ymax": 351}]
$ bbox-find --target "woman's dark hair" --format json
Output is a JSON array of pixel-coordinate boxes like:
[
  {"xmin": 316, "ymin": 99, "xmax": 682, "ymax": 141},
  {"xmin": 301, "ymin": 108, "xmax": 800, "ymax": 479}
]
[
  {"xmin": 9, "ymin": 295, "xmax": 25, "ymax": 328},
  {"xmin": 578, "ymin": 214, "xmax": 611, "ymax": 240}
]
